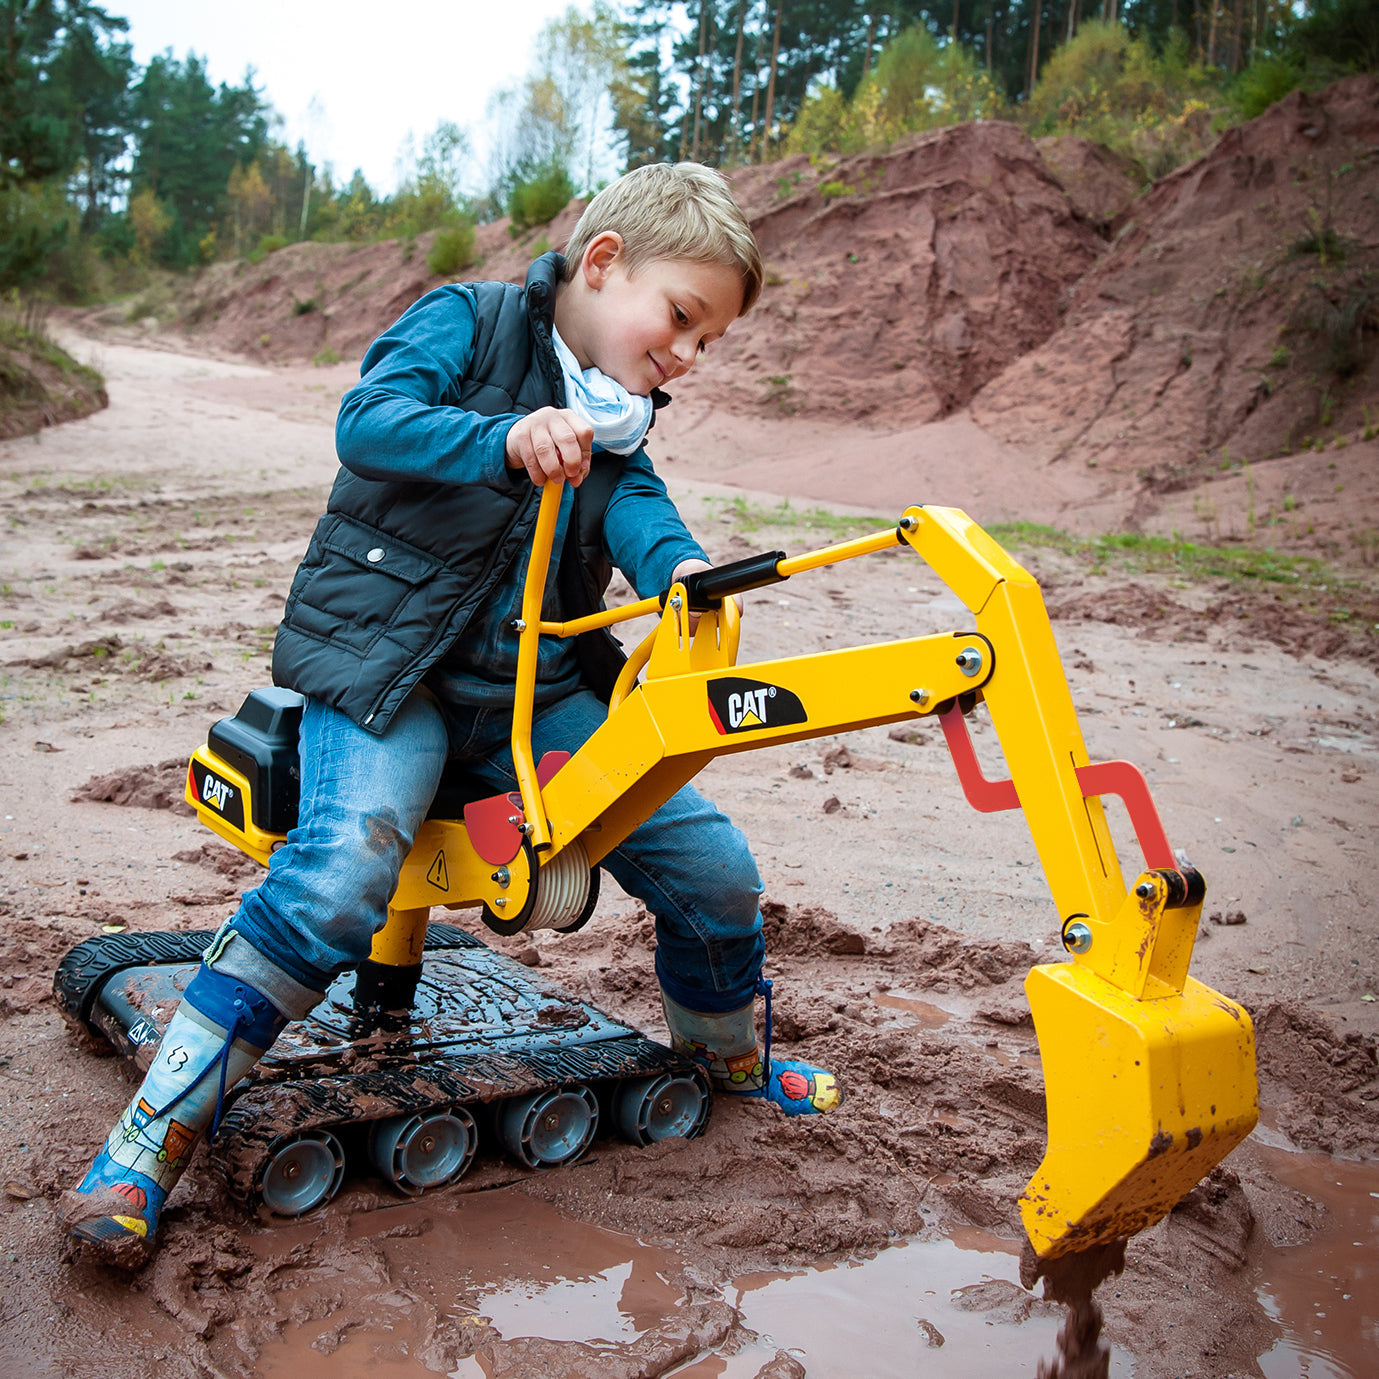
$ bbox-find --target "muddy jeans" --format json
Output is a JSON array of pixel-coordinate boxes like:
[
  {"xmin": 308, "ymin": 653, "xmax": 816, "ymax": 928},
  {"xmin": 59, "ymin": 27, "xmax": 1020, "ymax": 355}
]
[{"xmin": 224, "ymin": 689, "xmax": 765, "ymax": 1014}]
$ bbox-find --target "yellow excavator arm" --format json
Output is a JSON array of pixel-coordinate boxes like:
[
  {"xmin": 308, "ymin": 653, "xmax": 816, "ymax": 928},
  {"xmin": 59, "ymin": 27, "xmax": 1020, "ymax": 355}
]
[{"xmin": 187, "ymin": 483, "xmax": 1258, "ymax": 1261}]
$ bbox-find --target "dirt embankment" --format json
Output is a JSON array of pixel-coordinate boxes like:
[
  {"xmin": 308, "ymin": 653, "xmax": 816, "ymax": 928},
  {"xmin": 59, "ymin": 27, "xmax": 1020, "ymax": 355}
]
[
  {"xmin": 690, "ymin": 119, "xmax": 1108, "ymax": 427},
  {"xmin": 0, "ymin": 320, "xmax": 108, "ymax": 439},
  {"xmin": 67, "ymin": 76, "xmax": 1378, "ymax": 586},
  {"xmin": 972, "ymin": 76, "xmax": 1379, "ymax": 481}
]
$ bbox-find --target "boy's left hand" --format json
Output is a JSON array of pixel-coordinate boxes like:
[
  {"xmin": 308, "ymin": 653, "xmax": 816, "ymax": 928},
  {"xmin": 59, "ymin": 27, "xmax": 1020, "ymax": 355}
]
[{"xmin": 670, "ymin": 558, "xmax": 744, "ymax": 633}]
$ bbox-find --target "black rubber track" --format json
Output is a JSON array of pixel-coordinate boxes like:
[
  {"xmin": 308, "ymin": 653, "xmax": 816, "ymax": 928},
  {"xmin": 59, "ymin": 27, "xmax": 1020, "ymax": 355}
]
[{"xmin": 52, "ymin": 922, "xmax": 484, "ymax": 1032}]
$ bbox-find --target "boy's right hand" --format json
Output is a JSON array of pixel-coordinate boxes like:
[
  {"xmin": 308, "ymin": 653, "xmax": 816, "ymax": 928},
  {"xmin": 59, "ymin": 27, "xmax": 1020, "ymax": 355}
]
[{"xmin": 505, "ymin": 408, "xmax": 593, "ymax": 487}]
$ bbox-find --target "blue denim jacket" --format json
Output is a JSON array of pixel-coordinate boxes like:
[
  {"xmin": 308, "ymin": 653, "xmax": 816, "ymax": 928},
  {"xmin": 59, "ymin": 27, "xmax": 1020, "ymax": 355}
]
[{"xmin": 334, "ymin": 286, "xmax": 708, "ymax": 707}]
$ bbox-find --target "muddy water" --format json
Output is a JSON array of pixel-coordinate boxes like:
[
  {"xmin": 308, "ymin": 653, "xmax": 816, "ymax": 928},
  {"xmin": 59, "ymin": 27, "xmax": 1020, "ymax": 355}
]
[
  {"xmin": 1253, "ymin": 1149, "xmax": 1379, "ymax": 1378},
  {"xmin": 241, "ymin": 1149, "xmax": 1379, "ymax": 1378},
  {"xmin": 250, "ymin": 1190, "xmax": 1135, "ymax": 1377}
]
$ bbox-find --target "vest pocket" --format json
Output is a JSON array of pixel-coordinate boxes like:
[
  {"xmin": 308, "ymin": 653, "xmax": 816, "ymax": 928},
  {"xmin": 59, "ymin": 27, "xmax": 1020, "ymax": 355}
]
[{"xmin": 287, "ymin": 514, "xmax": 445, "ymax": 654}]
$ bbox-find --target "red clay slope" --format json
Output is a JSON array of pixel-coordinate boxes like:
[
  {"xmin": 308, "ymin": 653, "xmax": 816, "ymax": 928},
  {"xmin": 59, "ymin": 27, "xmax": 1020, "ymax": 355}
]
[
  {"xmin": 683, "ymin": 119, "xmax": 1104, "ymax": 427},
  {"xmin": 971, "ymin": 75, "xmax": 1379, "ymax": 481},
  {"xmin": 94, "ymin": 76, "xmax": 1376, "ymax": 500}
]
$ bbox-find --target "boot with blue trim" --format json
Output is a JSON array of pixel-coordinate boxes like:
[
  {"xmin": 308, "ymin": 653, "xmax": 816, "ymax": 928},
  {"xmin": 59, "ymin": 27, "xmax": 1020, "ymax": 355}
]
[
  {"xmin": 61, "ymin": 963, "xmax": 288, "ymax": 1267},
  {"xmin": 661, "ymin": 980, "xmax": 842, "ymax": 1117}
]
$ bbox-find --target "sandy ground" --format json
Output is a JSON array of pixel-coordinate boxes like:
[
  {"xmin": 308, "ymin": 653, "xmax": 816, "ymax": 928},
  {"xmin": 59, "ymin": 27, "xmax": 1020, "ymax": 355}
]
[{"xmin": 1, "ymin": 335, "xmax": 1377, "ymax": 1378}]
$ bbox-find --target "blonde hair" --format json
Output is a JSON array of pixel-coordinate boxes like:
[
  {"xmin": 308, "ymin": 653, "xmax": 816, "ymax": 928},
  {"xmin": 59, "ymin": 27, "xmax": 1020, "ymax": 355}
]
[{"xmin": 563, "ymin": 163, "xmax": 763, "ymax": 316}]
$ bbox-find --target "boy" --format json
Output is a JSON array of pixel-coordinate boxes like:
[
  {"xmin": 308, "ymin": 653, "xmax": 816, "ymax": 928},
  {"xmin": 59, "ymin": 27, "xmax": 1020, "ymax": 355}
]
[{"xmin": 62, "ymin": 163, "xmax": 841, "ymax": 1266}]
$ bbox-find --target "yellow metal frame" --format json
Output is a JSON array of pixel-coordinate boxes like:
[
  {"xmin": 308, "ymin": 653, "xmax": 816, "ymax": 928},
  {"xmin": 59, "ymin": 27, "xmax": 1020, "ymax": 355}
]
[{"xmin": 186, "ymin": 482, "xmax": 1258, "ymax": 1259}]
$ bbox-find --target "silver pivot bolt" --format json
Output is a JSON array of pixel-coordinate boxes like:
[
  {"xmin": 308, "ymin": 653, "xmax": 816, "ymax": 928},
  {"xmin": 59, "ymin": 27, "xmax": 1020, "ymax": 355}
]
[
  {"xmin": 956, "ymin": 647, "xmax": 984, "ymax": 677},
  {"xmin": 1063, "ymin": 920, "xmax": 1093, "ymax": 954}
]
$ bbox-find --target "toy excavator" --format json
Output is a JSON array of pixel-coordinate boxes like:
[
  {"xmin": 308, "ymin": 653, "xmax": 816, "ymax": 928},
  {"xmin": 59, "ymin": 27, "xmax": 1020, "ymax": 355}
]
[{"xmin": 55, "ymin": 485, "xmax": 1258, "ymax": 1264}]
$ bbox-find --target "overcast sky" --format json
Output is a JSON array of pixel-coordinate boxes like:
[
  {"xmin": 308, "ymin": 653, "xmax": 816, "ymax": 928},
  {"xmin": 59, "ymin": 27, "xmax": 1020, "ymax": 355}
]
[{"xmin": 114, "ymin": 0, "xmax": 586, "ymax": 194}]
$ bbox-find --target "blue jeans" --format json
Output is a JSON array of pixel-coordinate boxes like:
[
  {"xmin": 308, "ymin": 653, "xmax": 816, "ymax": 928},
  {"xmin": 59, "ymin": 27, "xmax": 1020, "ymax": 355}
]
[{"xmin": 229, "ymin": 689, "xmax": 765, "ymax": 1013}]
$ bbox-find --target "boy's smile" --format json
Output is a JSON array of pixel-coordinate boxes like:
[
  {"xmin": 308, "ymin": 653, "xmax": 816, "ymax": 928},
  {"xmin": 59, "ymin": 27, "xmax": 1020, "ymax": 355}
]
[{"xmin": 557, "ymin": 234, "xmax": 744, "ymax": 397}]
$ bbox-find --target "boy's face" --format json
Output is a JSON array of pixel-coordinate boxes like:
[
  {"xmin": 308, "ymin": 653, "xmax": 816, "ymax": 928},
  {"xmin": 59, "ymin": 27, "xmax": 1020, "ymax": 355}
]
[{"xmin": 580, "ymin": 244, "xmax": 744, "ymax": 397}]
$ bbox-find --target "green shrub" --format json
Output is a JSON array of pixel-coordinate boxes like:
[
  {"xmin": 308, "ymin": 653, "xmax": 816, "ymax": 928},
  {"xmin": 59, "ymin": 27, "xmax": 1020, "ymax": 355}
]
[
  {"xmin": 508, "ymin": 163, "xmax": 575, "ymax": 235},
  {"xmin": 313, "ymin": 347, "xmax": 342, "ymax": 366},
  {"xmin": 1230, "ymin": 56, "xmax": 1302, "ymax": 119},
  {"xmin": 0, "ymin": 184, "xmax": 70, "ymax": 294},
  {"xmin": 1025, "ymin": 23, "xmax": 1220, "ymax": 177},
  {"xmin": 427, "ymin": 221, "xmax": 477, "ymax": 276},
  {"xmin": 256, "ymin": 234, "xmax": 288, "ymax": 258},
  {"xmin": 786, "ymin": 28, "xmax": 1003, "ymax": 156}
]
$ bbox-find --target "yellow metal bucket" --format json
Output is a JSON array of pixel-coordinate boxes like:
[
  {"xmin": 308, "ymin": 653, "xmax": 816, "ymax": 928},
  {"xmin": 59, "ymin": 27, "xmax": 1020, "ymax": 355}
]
[{"xmin": 1019, "ymin": 871, "xmax": 1259, "ymax": 1260}]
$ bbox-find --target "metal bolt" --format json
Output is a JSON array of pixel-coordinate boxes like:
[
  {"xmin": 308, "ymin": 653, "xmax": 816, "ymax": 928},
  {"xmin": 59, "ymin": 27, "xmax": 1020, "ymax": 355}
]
[
  {"xmin": 956, "ymin": 647, "xmax": 984, "ymax": 677},
  {"xmin": 282, "ymin": 1161, "xmax": 301, "ymax": 1180},
  {"xmin": 1135, "ymin": 881, "xmax": 1155, "ymax": 898},
  {"xmin": 1063, "ymin": 921, "xmax": 1094, "ymax": 954},
  {"xmin": 670, "ymin": 594, "xmax": 683, "ymax": 612},
  {"xmin": 491, "ymin": 867, "xmax": 510, "ymax": 888},
  {"xmin": 657, "ymin": 1097, "xmax": 674, "ymax": 1116},
  {"xmin": 899, "ymin": 514, "xmax": 918, "ymax": 531},
  {"xmin": 543, "ymin": 1112, "xmax": 560, "ymax": 1131},
  {"xmin": 511, "ymin": 618, "xmax": 527, "ymax": 632},
  {"xmin": 420, "ymin": 1135, "xmax": 436, "ymax": 1154},
  {"xmin": 493, "ymin": 897, "xmax": 507, "ymax": 909},
  {"xmin": 909, "ymin": 688, "xmax": 930, "ymax": 705}
]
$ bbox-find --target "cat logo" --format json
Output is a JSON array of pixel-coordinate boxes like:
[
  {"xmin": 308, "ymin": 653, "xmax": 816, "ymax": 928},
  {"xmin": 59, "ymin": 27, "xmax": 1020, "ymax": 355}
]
[
  {"xmin": 190, "ymin": 758, "xmax": 246, "ymax": 830},
  {"xmin": 707, "ymin": 677, "xmax": 807, "ymax": 736},
  {"xmin": 202, "ymin": 773, "xmax": 234, "ymax": 813}
]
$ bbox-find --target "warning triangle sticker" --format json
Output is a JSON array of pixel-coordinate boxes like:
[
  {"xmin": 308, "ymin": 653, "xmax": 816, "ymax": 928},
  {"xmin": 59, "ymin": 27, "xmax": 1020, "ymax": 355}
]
[
  {"xmin": 426, "ymin": 850, "xmax": 449, "ymax": 892},
  {"xmin": 738, "ymin": 709, "xmax": 764, "ymax": 727}
]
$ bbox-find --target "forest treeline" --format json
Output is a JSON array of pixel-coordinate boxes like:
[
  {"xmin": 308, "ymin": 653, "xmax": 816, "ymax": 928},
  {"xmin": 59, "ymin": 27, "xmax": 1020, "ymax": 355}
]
[{"xmin": 1, "ymin": 0, "xmax": 1374, "ymax": 303}]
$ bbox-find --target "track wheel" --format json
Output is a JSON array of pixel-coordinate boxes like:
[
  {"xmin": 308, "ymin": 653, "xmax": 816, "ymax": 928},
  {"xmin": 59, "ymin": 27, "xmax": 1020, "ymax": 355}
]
[
  {"xmin": 369, "ymin": 1107, "xmax": 477, "ymax": 1195},
  {"xmin": 258, "ymin": 1129, "xmax": 346, "ymax": 1216},
  {"xmin": 498, "ymin": 1085, "xmax": 599, "ymax": 1168},
  {"xmin": 613, "ymin": 1072, "xmax": 710, "ymax": 1146}
]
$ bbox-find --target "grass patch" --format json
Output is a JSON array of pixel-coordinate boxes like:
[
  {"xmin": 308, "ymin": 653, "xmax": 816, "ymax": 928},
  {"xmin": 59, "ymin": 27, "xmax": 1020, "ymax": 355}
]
[
  {"xmin": 988, "ymin": 522, "xmax": 1332, "ymax": 583},
  {"xmin": 989, "ymin": 523, "xmax": 1378, "ymax": 633},
  {"xmin": 707, "ymin": 495, "xmax": 891, "ymax": 543},
  {"xmin": 0, "ymin": 316, "xmax": 104, "ymax": 391}
]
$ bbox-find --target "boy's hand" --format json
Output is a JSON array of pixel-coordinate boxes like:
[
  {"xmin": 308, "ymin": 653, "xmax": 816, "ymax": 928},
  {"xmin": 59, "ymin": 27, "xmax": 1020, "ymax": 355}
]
[
  {"xmin": 505, "ymin": 407, "xmax": 593, "ymax": 487},
  {"xmin": 670, "ymin": 558, "xmax": 744, "ymax": 633}
]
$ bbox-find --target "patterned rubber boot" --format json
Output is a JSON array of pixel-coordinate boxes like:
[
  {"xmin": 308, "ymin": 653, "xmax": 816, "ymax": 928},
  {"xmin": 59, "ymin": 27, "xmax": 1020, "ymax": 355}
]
[
  {"xmin": 661, "ymin": 980, "xmax": 842, "ymax": 1117},
  {"xmin": 61, "ymin": 964, "xmax": 288, "ymax": 1267}
]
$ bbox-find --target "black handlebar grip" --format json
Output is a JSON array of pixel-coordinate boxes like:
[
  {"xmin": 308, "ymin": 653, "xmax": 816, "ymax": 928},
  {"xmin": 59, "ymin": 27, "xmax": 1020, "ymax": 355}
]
[{"xmin": 665, "ymin": 550, "xmax": 789, "ymax": 611}]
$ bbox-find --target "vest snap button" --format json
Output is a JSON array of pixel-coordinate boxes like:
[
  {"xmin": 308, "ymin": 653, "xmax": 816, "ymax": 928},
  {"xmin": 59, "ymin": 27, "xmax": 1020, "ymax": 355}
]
[{"xmin": 366, "ymin": 547, "xmax": 385, "ymax": 563}]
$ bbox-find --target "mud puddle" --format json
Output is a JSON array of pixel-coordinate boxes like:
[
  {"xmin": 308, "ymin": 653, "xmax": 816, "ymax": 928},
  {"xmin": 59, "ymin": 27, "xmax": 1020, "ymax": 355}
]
[
  {"xmin": 1253, "ymin": 1148, "xmax": 1379, "ymax": 1379},
  {"xmin": 250, "ymin": 1189, "xmax": 1136, "ymax": 1377}
]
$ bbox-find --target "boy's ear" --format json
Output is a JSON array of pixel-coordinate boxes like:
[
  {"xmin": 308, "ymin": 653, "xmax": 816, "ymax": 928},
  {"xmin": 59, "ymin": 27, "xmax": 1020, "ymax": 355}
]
[{"xmin": 582, "ymin": 231, "xmax": 625, "ymax": 289}]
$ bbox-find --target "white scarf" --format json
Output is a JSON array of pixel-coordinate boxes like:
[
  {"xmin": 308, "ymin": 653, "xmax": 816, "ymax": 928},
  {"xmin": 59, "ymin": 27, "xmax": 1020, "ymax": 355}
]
[{"xmin": 550, "ymin": 327, "xmax": 654, "ymax": 456}]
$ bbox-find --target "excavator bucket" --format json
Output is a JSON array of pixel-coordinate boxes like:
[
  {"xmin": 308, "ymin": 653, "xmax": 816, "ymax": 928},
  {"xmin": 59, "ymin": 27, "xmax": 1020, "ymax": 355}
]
[{"xmin": 1019, "ymin": 870, "xmax": 1259, "ymax": 1260}]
